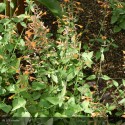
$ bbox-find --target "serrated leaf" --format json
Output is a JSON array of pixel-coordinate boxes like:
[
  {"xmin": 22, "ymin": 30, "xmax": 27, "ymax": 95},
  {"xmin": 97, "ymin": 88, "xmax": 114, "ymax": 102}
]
[{"xmin": 12, "ymin": 97, "xmax": 26, "ymax": 111}]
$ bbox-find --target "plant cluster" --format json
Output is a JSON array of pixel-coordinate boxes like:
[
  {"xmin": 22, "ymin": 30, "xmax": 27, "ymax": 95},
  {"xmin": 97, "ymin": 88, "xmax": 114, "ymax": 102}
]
[
  {"xmin": 110, "ymin": 0, "xmax": 125, "ymax": 32},
  {"xmin": 0, "ymin": 0, "xmax": 124, "ymax": 124}
]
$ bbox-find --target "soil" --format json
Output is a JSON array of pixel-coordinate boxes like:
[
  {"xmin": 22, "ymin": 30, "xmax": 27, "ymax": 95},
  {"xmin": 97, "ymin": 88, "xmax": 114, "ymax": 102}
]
[
  {"xmin": 78, "ymin": 0, "xmax": 125, "ymax": 79},
  {"xmin": 41, "ymin": 0, "xmax": 125, "ymax": 79}
]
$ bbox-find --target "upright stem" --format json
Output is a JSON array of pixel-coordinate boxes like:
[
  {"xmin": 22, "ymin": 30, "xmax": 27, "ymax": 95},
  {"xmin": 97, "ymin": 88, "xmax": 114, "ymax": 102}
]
[{"xmin": 5, "ymin": 0, "xmax": 10, "ymax": 16}]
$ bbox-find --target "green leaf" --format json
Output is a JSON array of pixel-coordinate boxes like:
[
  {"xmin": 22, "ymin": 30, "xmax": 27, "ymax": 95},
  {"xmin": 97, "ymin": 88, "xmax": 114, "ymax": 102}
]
[
  {"xmin": 20, "ymin": 39, "xmax": 25, "ymax": 47},
  {"xmin": 39, "ymin": 99, "xmax": 51, "ymax": 108},
  {"xmin": 108, "ymin": 105, "xmax": 116, "ymax": 111},
  {"xmin": 95, "ymin": 51, "xmax": 101, "ymax": 60},
  {"xmin": 20, "ymin": 22, "xmax": 27, "ymax": 28},
  {"xmin": 0, "ymin": 35, "xmax": 2, "ymax": 40},
  {"xmin": 84, "ymin": 108, "xmax": 93, "ymax": 114},
  {"xmin": 32, "ymin": 92, "xmax": 41, "ymax": 100},
  {"xmin": 21, "ymin": 111, "xmax": 31, "ymax": 117},
  {"xmin": 59, "ymin": 82, "xmax": 66, "ymax": 98},
  {"xmin": 82, "ymin": 52, "xmax": 93, "ymax": 68},
  {"xmin": 86, "ymin": 75, "xmax": 96, "ymax": 80},
  {"xmin": 67, "ymin": 71, "xmax": 75, "ymax": 82},
  {"xmin": 81, "ymin": 100, "xmax": 89, "ymax": 109},
  {"xmin": 45, "ymin": 118, "xmax": 53, "ymax": 125},
  {"xmin": 20, "ymin": 91, "xmax": 31, "ymax": 99},
  {"xmin": 54, "ymin": 112, "xmax": 66, "ymax": 117},
  {"xmin": 122, "ymin": 79, "xmax": 125, "ymax": 86},
  {"xmin": 111, "ymin": 14, "xmax": 119, "ymax": 24},
  {"xmin": 88, "ymin": 51, "xmax": 93, "ymax": 58},
  {"xmin": 10, "ymin": 2, "xmax": 14, "ymax": 9},
  {"xmin": 112, "ymin": 80, "xmax": 119, "ymax": 87},
  {"xmin": 13, "ymin": 108, "xmax": 30, "ymax": 124},
  {"xmin": 102, "ymin": 75, "xmax": 111, "ymax": 80},
  {"xmin": 12, "ymin": 17, "xmax": 23, "ymax": 23},
  {"xmin": 114, "ymin": 25, "xmax": 121, "ymax": 33},
  {"xmin": 6, "ymin": 84, "xmax": 16, "ymax": 93},
  {"xmin": 37, "ymin": 0, "xmax": 64, "ymax": 18},
  {"xmin": 46, "ymin": 97, "xmax": 59, "ymax": 105},
  {"xmin": 32, "ymin": 82, "xmax": 46, "ymax": 90},
  {"xmin": 0, "ymin": 103, "xmax": 12, "ymax": 113},
  {"xmin": 0, "ymin": 88, "xmax": 6, "ymax": 95},
  {"xmin": 0, "ymin": 3, "xmax": 6, "ymax": 13},
  {"xmin": 51, "ymin": 74, "xmax": 58, "ymax": 83},
  {"xmin": 101, "ymin": 52, "xmax": 104, "ymax": 62},
  {"xmin": 0, "ymin": 18, "xmax": 10, "ymax": 24},
  {"xmin": 0, "ymin": 24, "xmax": 4, "ymax": 32},
  {"xmin": 81, "ymin": 100, "xmax": 93, "ymax": 113},
  {"xmin": 118, "ymin": 98, "xmax": 125, "ymax": 105},
  {"xmin": 12, "ymin": 97, "xmax": 26, "ymax": 111},
  {"xmin": 112, "ymin": 43, "xmax": 118, "ymax": 48},
  {"xmin": 77, "ymin": 84, "xmax": 92, "ymax": 97},
  {"xmin": 120, "ymin": 21, "xmax": 125, "ymax": 30}
]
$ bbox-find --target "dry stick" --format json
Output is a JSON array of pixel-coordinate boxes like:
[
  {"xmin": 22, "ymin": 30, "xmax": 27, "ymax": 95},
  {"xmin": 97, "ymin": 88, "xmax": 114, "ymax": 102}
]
[
  {"xmin": 16, "ymin": 0, "xmax": 25, "ymax": 34},
  {"xmin": 5, "ymin": 0, "xmax": 10, "ymax": 16}
]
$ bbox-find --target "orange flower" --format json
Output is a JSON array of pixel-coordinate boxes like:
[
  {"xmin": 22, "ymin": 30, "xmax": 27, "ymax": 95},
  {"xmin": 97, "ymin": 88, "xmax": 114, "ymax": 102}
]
[
  {"xmin": 16, "ymin": 69, "xmax": 20, "ymax": 74},
  {"xmin": 24, "ymin": 71, "xmax": 30, "ymax": 75},
  {"xmin": 101, "ymin": 36, "xmax": 107, "ymax": 40},
  {"xmin": 64, "ymin": 0, "xmax": 69, "ymax": 2},
  {"xmin": 31, "ymin": 42, "xmax": 36, "ymax": 48},
  {"xmin": 117, "ymin": 3, "xmax": 124, "ymax": 8},
  {"xmin": 75, "ymin": 2, "xmax": 81, "ymax": 5},
  {"xmin": 8, "ymin": 94, "xmax": 15, "ymax": 100},
  {"xmin": 25, "ymin": 29, "xmax": 34, "ymax": 38}
]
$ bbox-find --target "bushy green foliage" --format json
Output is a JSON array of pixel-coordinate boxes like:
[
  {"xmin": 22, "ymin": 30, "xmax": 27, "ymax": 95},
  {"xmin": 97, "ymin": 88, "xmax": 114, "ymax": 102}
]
[
  {"xmin": 110, "ymin": 0, "xmax": 125, "ymax": 32},
  {"xmin": 0, "ymin": 0, "xmax": 125, "ymax": 124}
]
